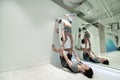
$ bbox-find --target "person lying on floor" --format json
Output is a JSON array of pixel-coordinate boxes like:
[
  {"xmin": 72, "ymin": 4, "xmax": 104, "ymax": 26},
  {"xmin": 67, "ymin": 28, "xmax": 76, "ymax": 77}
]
[
  {"xmin": 52, "ymin": 44, "xmax": 93, "ymax": 78},
  {"xmin": 75, "ymin": 39, "xmax": 109, "ymax": 65}
]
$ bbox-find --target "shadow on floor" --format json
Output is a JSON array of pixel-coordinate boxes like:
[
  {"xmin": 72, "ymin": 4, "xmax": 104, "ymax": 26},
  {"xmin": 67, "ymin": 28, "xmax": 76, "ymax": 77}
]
[{"xmin": 50, "ymin": 62, "xmax": 78, "ymax": 74}]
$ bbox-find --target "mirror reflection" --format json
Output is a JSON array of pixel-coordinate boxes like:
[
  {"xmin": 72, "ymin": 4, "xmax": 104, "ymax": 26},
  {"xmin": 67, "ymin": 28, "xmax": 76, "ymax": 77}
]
[
  {"xmin": 53, "ymin": 13, "xmax": 94, "ymax": 78},
  {"xmin": 75, "ymin": 25, "xmax": 109, "ymax": 65},
  {"xmin": 52, "ymin": 0, "xmax": 120, "ymax": 70},
  {"xmin": 74, "ymin": 23, "xmax": 120, "ymax": 70}
]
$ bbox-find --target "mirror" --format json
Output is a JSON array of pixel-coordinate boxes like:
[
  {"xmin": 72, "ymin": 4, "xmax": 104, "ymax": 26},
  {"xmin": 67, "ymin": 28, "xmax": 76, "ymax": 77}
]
[
  {"xmin": 73, "ymin": 22, "xmax": 120, "ymax": 70},
  {"xmin": 52, "ymin": 0, "xmax": 120, "ymax": 70}
]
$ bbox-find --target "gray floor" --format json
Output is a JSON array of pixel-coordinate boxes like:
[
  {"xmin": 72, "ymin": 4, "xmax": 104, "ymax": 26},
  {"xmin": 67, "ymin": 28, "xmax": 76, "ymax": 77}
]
[
  {"xmin": 101, "ymin": 51, "xmax": 120, "ymax": 70},
  {"xmin": 0, "ymin": 62, "xmax": 120, "ymax": 80},
  {"xmin": 76, "ymin": 50, "xmax": 120, "ymax": 70}
]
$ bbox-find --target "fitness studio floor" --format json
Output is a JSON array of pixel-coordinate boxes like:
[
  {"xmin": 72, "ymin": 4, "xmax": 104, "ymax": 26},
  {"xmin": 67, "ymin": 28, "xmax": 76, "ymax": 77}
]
[
  {"xmin": 101, "ymin": 51, "xmax": 120, "ymax": 70},
  {"xmin": 0, "ymin": 61, "xmax": 120, "ymax": 80}
]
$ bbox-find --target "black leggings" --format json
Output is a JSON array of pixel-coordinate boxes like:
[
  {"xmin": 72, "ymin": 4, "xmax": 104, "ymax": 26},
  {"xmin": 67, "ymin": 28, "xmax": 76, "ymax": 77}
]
[
  {"xmin": 60, "ymin": 53, "xmax": 72, "ymax": 67},
  {"xmin": 83, "ymin": 52, "xmax": 99, "ymax": 63},
  {"xmin": 60, "ymin": 54, "xmax": 75, "ymax": 72}
]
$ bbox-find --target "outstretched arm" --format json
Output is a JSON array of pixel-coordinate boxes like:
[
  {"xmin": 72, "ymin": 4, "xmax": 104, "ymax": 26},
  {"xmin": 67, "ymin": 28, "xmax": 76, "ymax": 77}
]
[
  {"xmin": 55, "ymin": 18, "xmax": 61, "ymax": 34},
  {"xmin": 75, "ymin": 45, "xmax": 82, "ymax": 50},
  {"xmin": 62, "ymin": 50, "xmax": 72, "ymax": 67},
  {"xmin": 72, "ymin": 50, "xmax": 81, "ymax": 62},
  {"xmin": 88, "ymin": 39, "xmax": 91, "ymax": 50},
  {"xmin": 52, "ymin": 44, "xmax": 63, "ymax": 56},
  {"xmin": 52, "ymin": 44, "xmax": 61, "ymax": 53},
  {"xmin": 90, "ymin": 50, "xmax": 98, "ymax": 57},
  {"xmin": 84, "ymin": 38, "xmax": 88, "ymax": 49},
  {"xmin": 75, "ymin": 44, "xmax": 94, "ymax": 59}
]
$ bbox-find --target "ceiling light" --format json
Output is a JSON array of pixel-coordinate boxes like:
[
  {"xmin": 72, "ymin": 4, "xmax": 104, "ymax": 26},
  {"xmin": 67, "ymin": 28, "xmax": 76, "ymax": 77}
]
[
  {"xmin": 87, "ymin": 11, "xmax": 90, "ymax": 13},
  {"xmin": 98, "ymin": 20, "xmax": 101, "ymax": 22}
]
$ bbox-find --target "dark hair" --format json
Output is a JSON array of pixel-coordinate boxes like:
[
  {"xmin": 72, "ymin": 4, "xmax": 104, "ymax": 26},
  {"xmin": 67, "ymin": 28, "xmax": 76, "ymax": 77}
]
[
  {"xmin": 81, "ymin": 39, "xmax": 85, "ymax": 44},
  {"xmin": 83, "ymin": 68, "xmax": 93, "ymax": 78},
  {"xmin": 78, "ymin": 28, "xmax": 81, "ymax": 32},
  {"xmin": 69, "ymin": 20, "xmax": 72, "ymax": 24},
  {"xmin": 61, "ymin": 37, "xmax": 63, "ymax": 41},
  {"xmin": 67, "ymin": 53, "xmax": 72, "ymax": 61},
  {"xmin": 58, "ymin": 19, "xmax": 62, "ymax": 23},
  {"xmin": 102, "ymin": 60, "xmax": 109, "ymax": 65},
  {"xmin": 82, "ymin": 27, "xmax": 86, "ymax": 30}
]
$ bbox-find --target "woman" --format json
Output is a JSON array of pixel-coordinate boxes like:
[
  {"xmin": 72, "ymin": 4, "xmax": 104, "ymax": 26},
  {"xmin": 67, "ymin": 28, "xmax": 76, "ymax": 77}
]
[
  {"xmin": 57, "ymin": 13, "xmax": 76, "ymax": 49},
  {"xmin": 52, "ymin": 44, "xmax": 94, "ymax": 78},
  {"xmin": 76, "ymin": 39, "xmax": 109, "ymax": 65}
]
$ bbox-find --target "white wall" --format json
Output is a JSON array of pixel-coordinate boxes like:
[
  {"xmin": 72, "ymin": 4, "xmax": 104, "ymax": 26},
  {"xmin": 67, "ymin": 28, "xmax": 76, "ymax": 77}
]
[
  {"xmin": 0, "ymin": 0, "xmax": 69, "ymax": 71},
  {"xmin": 0, "ymin": 0, "xmax": 101, "ymax": 71}
]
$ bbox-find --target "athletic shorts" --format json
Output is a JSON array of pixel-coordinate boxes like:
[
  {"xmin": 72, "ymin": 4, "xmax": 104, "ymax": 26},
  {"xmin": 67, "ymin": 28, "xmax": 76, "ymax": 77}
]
[
  {"xmin": 64, "ymin": 27, "xmax": 71, "ymax": 34},
  {"xmin": 84, "ymin": 33, "xmax": 90, "ymax": 39}
]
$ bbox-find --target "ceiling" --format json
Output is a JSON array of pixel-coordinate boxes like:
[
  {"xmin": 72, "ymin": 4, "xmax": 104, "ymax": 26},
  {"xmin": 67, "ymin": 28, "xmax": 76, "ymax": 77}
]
[{"xmin": 52, "ymin": 0, "xmax": 120, "ymax": 31}]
